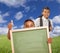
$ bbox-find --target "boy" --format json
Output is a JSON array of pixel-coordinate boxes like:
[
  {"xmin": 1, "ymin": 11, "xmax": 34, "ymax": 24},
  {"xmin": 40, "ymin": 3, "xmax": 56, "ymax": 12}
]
[
  {"xmin": 24, "ymin": 19, "xmax": 35, "ymax": 28},
  {"xmin": 35, "ymin": 7, "xmax": 52, "ymax": 31},
  {"xmin": 7, "ymin": 19, "xmax": 35, "ymax": 40},
  {"xmin": 35, "ymin": 7, "xmax": 52, "ymax": 43}
]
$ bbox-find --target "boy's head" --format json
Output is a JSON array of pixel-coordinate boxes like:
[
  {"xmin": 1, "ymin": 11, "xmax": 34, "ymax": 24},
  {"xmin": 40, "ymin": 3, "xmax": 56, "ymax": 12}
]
[
  {"xmin": 42, "ymin": 7, "xmax": 50, "ymax": 19},
  {"xmin": 24, "ymin": 19, "xmax": 35, "ymax": 28}
]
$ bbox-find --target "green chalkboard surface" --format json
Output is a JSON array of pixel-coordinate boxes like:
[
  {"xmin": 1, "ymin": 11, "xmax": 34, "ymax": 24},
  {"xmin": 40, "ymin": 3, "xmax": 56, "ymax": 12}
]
[{"xmin": 11, "ymin": 27, "xmax": 50, "ymax": 53}]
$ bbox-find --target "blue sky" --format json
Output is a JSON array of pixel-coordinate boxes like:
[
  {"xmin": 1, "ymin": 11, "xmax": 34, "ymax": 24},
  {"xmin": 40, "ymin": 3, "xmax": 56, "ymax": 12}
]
[{"xmin": 0, "ymin": 0, "xmax": 60, "ymax": 37}]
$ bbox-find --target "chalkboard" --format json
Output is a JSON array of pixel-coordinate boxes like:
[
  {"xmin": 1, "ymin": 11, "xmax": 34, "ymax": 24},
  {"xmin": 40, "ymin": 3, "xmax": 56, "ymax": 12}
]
[{"xmin": 10, "ymin": 27, "xmax": 52, "ymax": 53}]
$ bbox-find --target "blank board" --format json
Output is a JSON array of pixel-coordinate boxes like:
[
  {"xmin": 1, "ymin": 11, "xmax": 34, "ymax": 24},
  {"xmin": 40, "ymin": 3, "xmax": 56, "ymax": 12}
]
[{"xmin": 10, "ymin": 27, "xmax": 51, "ymax": 53}]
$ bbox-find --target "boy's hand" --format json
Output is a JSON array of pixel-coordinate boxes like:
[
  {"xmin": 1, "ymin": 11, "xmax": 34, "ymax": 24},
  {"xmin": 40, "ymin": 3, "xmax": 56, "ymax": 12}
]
[
  {"xmin": 8, "ymin": 22, "xmax": 13, "ymax": 30},
  {"xmin": 48, "ymin": 38, "xmax": 52, "ymax": 43},
  {"xmin": 7, "ymin": 22, "xmax": 13, "ymax": 40}
]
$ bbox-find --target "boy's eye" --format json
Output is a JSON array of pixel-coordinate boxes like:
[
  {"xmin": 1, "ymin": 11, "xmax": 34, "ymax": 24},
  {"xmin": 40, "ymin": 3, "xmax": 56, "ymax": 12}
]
[
  {"xmin": 43, "ymin": 9, "xmax": 50, "ymax": 13},
  {"xmin": 25, "ymin": 24, "xmax": 34, "ymax": 28},
  {"xmin": 44, "ymin": 11, "xmax": 46, "ymax": 13}
]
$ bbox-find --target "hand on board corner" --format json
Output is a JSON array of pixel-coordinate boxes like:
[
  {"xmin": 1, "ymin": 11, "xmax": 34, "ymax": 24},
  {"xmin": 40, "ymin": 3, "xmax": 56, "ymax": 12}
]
[
  {"xmin": 7, "ymin": 20, "xmax": 13, "ymax": 40},
  {"xmin": 48, "ymin": 38, "xmax": 52, "ymax": 43}
]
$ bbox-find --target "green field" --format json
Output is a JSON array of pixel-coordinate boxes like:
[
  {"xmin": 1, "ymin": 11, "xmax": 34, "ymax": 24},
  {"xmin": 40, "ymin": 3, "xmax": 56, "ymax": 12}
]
[
  {"xmin": 0, "ymin": 35, "xmax": 60, "ymax": 53},
  {"xmin": 51, "ymin": 36, "xmax": 60, "ymax": 53},
  {"xmin": 0, "ymin": 35, "xmax": 12, "ymax": 53}
]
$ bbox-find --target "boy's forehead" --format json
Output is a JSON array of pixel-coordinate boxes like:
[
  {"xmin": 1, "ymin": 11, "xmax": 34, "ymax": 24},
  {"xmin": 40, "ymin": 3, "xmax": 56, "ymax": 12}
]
[{"xmin": 43, "ymin": 9, "xmax": 50, "ymax": 12}]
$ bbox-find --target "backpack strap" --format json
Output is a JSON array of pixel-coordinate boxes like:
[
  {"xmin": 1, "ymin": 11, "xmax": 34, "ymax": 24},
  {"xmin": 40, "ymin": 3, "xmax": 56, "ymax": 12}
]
[
  {"xmin": 39, "ymin": 16, "xmax": 43, "ymax": 26},
  {"xmin": 48, "ymin": 19, "xmax": 51, "ymax": 31},
  {"xmin": 39, "ymin": 16, "xmax": 51, "ymax": 31}
]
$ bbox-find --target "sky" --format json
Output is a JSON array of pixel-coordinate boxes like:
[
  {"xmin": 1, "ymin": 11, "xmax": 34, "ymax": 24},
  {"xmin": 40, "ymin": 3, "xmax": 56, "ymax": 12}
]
[{"xmin": 0, "ymin": 0, "xmax": 60, "ymax": 37}]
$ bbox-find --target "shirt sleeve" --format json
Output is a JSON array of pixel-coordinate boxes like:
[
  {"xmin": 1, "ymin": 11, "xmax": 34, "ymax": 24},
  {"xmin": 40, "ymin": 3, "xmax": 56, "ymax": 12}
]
[{"xmin": 35, "ymin": 18, "xmax": 40, "ymax": 27}]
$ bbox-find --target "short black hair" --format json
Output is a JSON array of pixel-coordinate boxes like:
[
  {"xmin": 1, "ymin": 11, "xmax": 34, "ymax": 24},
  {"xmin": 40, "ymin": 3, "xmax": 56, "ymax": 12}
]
[
  {"xmin": 42, "ymin": 6, "xmax": 50, "ymax": 12},
  {"xmin": 24, "ymin": 19, "xmax": 34, "ymax": 25}
]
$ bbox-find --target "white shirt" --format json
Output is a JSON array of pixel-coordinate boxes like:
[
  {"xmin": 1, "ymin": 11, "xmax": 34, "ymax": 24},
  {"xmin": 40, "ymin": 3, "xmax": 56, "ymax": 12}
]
[
  {"xmin": 35, "ymin": 16, "xmax": 52, "ymax": 27},
  {"xmin": 35, "ymin": 16, "xmax": 53, "ymax": 37}
]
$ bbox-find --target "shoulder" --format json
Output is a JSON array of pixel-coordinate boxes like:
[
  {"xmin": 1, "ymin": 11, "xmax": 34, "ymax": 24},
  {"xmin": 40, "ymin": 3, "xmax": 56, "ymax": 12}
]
[
  {"xmin": 36, "ymin": 15, "xmax": 42, "ymax": 20},
  {"xmin": 35, "ymin": 18, "xmax": 40, "ymax": 23},
  {"xmin": 35, "ymin": 17, "xmax": 40, "ymax": 21},
  {"xmin": 35, "ymin": 17, "xmax": 40, "ymax": 27}
]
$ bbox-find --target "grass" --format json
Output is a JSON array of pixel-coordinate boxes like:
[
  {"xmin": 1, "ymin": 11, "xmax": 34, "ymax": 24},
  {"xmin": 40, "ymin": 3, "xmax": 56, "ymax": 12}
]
[
  {"xmin": 0, "ymin": 35, "xmax": 60, "ymax": 53},
  {"xmin": 0, "ymin": 35, "xmax": 12, "ymax": 53},
  {"xmin": 51, "ymin": 36, "xmax": 60, "ymax": 53}
]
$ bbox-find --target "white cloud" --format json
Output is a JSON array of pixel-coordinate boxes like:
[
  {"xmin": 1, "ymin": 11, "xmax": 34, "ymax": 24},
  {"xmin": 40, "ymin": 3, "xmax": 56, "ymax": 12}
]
[
  {"xmin": 0, "ymin": 27, "xmax": 8, "ymax": 34},
  {"xmin": 49, "ymin": 15, "xmax": 60, "ymax": 37},
  {"xmin": 29, "ymin": 16, "xmax": 36, "ymax": 23},
  {"xmin": 56, "ymin": 0, "xmax": 60, "ymax": 3},
  {"xmin": 25, "ymin": 6, "xmax": 30, "ymax": 12},
  {"xmin": 50, "ymin": 31, "xmax": 59, "ymax": 37},
  {"xmin": 53, "ymin": 26, "xmax": 60, "ymax": 34},
  {"xmin": 0, "ymin": 14, "xmax": 7, "ymax": 23},
  {"xmin": 20, "ymin": 25, "xmax": 24, "ymax": 29},
  {"xmin": 24, "ymin": 6, "xmax": 36, "ymax": 13},
  {"xmin": 0, "ymin": 0, "xmax": 27, "ymax": 7},
  {"xmin": 29, "ymin": 16, "xmax": 33, "ymax": 19},
  {"xmin": 13, "ymin": 26, "xmax": 18, "ymax": 29},
  {"xmin": 3, "ymin": 12, "xmax": 9, "ymax": 17},
  {"xmin": 29, "ymin": 16, "xmax": 35, "ymax": 21},
  {"xmin": 50, "ymin": 26, "xmax": 60, "ymax": 37},
  {"xmin": 15, "ymin": 12, "xmax": 23, "ymax": 20},
  {"xmin": 29, "ymin": 6, "xmax": 36, "ymax": 13},
  {"xmin": 13, "ymin": 25, "xmax": 24, "ymax": 29},
  {"xmin": 0, "ymin": 12, "xmax": 9, "ymax": 23},
  {"xmin": 52, "ymin": 15, "xmax": 60, "ymax": 24}
]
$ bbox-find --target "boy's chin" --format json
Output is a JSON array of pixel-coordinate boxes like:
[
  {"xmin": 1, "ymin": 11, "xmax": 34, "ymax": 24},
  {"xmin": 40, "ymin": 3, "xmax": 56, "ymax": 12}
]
[
  {"xmin": 45, "ymin": 17, "xmax": 48, "ymax": 19},
  {"xmin": 44, "ymin": 16, "xmax": 49, "ymax": 19}
]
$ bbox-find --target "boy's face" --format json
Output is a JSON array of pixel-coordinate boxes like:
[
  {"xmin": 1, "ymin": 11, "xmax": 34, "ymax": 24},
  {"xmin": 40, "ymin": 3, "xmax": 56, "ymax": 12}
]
[
  {"xmin": 42, "ymin": 9, "xmax": 50, "ymax": 19},
  {"xmin": 24, "ymin": 21, "xmax": 35, "ymax": 28}
]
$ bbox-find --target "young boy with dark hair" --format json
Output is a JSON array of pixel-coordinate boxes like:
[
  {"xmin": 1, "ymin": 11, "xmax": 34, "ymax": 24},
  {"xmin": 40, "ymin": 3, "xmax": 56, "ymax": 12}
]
[
  {"xmin": 24, "ymin": 19, "xmax": 35, "ymax": 28},
  {"xmin": 35, "ymin": 7, "xmax": 52, "ymax": 31},
  {"xmin": 35, "ymin": 7, "xmax": 52, "ymax": 43}
]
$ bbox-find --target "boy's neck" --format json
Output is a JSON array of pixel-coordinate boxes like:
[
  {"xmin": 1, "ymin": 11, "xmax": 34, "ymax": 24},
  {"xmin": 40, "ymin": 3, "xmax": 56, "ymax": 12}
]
[{"xmin": 42, "ymin": 16, "xmax": 48, "ymax": 19}]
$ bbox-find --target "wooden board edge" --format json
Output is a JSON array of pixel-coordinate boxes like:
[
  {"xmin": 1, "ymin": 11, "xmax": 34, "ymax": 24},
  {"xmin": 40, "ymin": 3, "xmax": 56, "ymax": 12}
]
[
  {"xmin": 10, "ymin": 30, "xmax": 14, "ymax": 53},
  {"xmin": 46, "ymin": 27, "xmax": 52, "ymax": 53},
  {"xmin": 12, "ymin": 26, "xmax": 48, "ymax": 32}
]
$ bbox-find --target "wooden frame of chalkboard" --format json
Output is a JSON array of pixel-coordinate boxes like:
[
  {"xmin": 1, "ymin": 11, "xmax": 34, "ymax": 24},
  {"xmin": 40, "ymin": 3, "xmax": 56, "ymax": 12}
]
[{"xmin": 10, "ymin": 26, "xmax": 52, "ymax": 53}]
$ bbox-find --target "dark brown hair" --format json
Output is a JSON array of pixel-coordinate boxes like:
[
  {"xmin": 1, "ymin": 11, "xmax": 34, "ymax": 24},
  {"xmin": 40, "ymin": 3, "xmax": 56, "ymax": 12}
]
[
  {"xmin": 42, "ymin": 6, "xmax": 50, "ymax": 12},
  {"xmin": 24, "ymin": 19, "xmax": 34, "ymax": 25}
]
